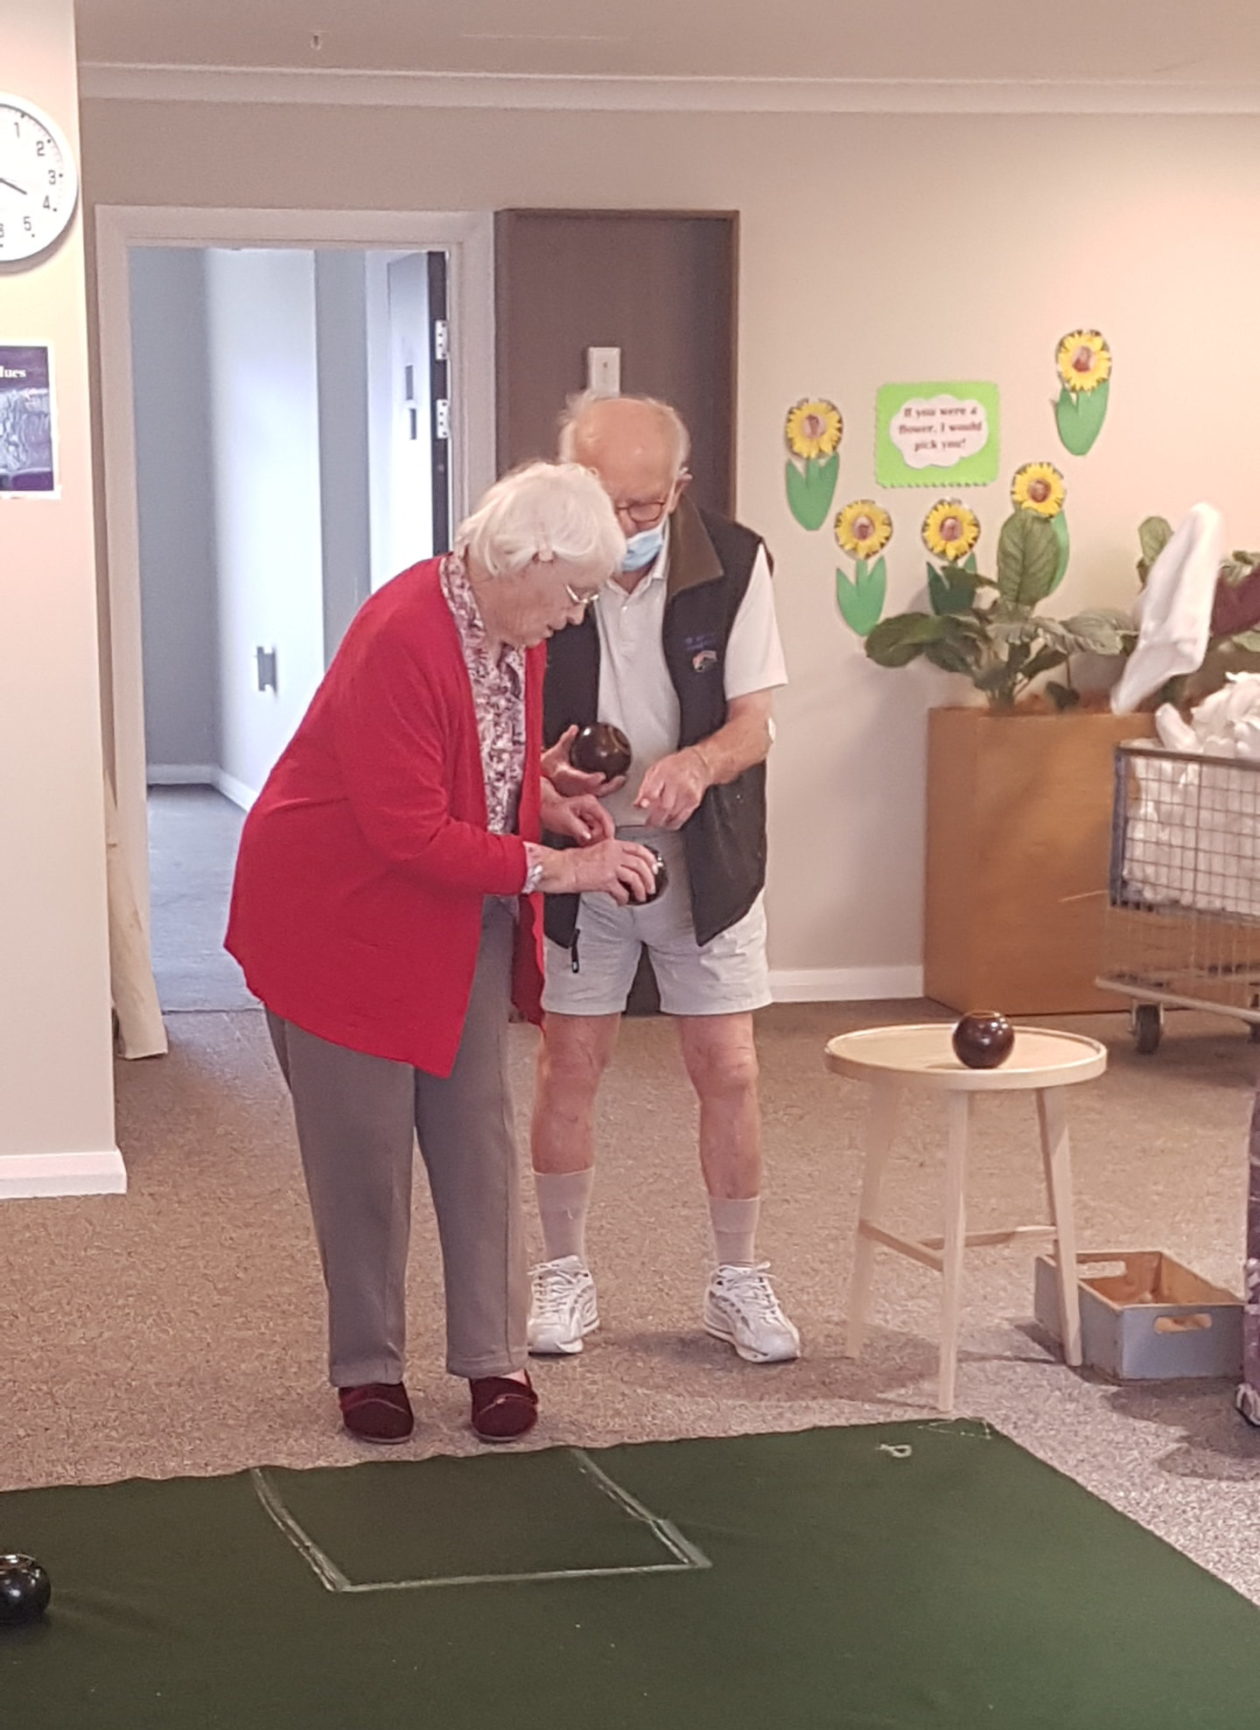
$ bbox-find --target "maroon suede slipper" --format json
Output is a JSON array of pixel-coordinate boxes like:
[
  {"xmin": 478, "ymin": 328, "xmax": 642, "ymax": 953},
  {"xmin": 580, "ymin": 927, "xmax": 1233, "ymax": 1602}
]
[
  {"xmin": 469, "ymin": 1373, "xmax": 539, "ymax": 1443},
  {"xmin": 338, "ymin": 1381, "xmax": 414, "ymax": 1444}
]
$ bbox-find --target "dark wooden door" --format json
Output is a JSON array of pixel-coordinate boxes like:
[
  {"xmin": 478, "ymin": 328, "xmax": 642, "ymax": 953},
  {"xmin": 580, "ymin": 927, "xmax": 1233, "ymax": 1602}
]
[
  {"xmin": 495, "ymin": 209, "xmax": 738, "ymax": 512},
  {"xmin": 496, "ymin": 210, "xmax": 739, "ymax": 1014}
]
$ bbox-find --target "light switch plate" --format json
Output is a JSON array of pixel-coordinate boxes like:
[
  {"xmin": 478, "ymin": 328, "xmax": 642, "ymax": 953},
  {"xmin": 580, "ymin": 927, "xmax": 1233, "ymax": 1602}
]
[{"xmin": 585, "ymin": 346, "xmax": 621, "ymax": 397}]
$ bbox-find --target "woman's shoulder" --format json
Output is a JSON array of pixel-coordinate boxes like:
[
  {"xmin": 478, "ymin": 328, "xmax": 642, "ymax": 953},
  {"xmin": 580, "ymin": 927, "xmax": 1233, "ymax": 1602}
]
[
  {"xmin": 368, "ymin": 555, "xmax": 447, "ymax": 619},
  {"xmin": 343, "ymin": 557, "xmax": 459, "ymax": 659}
]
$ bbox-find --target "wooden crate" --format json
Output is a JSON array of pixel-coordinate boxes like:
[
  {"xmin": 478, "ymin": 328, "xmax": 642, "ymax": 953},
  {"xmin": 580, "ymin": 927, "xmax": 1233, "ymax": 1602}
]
[
  {"xmin": 1035, "ymin": 1252, "xmax": 1241, "ymax": 1380},
  {"xmin": 924, "ymin": 707, "xmax": 1155, "ymax": 1014}
]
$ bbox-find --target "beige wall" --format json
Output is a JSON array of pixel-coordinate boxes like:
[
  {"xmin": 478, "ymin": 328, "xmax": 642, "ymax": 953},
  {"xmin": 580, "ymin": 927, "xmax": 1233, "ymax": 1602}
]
[
  {"xmin": 0, "ymin": 0, "xmax": 116, "ymax": 1182},
  {"xmin": 80, "ymin": 99, "xmax": 1260, "ymax": 989}
]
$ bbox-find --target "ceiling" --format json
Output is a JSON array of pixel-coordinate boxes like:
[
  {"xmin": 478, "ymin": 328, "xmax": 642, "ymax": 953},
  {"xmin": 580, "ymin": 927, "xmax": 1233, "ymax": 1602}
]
[{"xmin": 74, "ymin": 0, "xmax": 1260, "ymax": 87}]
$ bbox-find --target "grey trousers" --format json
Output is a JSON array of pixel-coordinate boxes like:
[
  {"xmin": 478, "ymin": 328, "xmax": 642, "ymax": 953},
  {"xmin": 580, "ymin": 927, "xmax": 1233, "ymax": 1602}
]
[{"xmin": 266, "ymin": 900, "xmax": 526, "ymax": 1386}]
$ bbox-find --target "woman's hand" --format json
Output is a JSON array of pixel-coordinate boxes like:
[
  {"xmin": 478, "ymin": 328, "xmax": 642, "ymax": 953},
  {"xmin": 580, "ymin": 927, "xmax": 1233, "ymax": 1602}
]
[
  {"xmin": 539, "ymin": 780, "xmax": 615, "ymax": 845},
  {"xmin": 542, "ymin": 725, "xmax": 628, "ymax": 798},
  {"xmin": 524, "ymin": 838, "xmax": 657, "ymax": 903},
  {"xmin": 563, "ymin": 839, "xmax": 659, "ymax": 904}
]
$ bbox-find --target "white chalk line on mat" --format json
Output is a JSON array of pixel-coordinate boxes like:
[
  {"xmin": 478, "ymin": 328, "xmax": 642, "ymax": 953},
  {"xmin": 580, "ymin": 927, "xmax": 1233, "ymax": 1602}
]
[{"xmin": 250, "ymin": 1451, "xmax": 711, "ymax": 1594}]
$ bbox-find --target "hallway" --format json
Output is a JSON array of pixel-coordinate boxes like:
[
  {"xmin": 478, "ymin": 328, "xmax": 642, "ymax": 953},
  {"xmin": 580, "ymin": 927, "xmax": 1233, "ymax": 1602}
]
[{"xmin": 147, "ymin": 787, "xmax": 252, "ymax": 1013}]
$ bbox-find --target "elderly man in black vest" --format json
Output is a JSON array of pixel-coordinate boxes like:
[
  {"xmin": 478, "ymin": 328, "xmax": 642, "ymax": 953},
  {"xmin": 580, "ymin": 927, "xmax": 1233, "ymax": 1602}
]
[{"xmin": 529, "ymin": 393, "xmax": 800, "ymax": 1364}]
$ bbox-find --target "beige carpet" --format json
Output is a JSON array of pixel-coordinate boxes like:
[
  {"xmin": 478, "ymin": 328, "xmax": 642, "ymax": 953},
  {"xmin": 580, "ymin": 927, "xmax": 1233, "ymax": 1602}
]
[{"xmin": 3, "ymin": 997, "xmax": 1259, "ymax": 1602}]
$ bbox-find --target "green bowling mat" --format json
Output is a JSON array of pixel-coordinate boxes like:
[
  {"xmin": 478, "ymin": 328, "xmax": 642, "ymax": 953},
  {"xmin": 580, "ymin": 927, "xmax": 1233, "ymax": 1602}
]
[{"xmin": 0, "ymin": 1420, "xmax": 1256, "ymax": 1728}]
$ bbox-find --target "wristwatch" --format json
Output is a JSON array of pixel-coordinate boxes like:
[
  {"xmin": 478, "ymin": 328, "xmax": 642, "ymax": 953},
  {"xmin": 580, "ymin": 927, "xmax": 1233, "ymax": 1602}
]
[{"xmin": 522, "ymin": 857, "xmax": 546, "ymax": 895}]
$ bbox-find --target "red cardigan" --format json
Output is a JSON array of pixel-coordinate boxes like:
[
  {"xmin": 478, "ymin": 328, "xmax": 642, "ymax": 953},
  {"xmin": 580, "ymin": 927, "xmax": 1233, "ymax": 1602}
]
[{"xmin": 225, "ymin": 558, "xmax": 545, "ymax": 1076}]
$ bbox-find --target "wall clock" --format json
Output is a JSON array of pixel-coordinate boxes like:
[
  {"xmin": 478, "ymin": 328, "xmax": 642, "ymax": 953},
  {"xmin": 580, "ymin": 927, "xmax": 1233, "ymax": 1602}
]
[{"xmin": 0, "ymin": 94, "xmax": 79, "ymax": 264}]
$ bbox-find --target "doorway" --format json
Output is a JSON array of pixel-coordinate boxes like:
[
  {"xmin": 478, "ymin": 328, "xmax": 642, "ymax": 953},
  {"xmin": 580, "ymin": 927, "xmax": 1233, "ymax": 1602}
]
[
  {"xmin": 128, "ymin": 241, "xmax": 453, "ymax": 1009},
  {"xmin": 97, "ymin": 208, "xmax": 495, "ymax": 1010}
]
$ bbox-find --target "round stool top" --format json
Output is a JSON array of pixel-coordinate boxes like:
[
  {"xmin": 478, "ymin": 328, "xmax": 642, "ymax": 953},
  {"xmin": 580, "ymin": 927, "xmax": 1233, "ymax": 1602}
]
[{"xmin": 824, "ymin": 1024, "xmax": 1107, "ymax": 1092}]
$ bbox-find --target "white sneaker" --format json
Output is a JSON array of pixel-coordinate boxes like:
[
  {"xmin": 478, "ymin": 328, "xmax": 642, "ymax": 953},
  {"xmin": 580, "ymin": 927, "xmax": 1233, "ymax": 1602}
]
[
  {"xmin": 704, "ymin": 1263, "xmax": 801, "ymax": 1363},
  {"xmin": 527, "ymin": 1256, "xmax": 599, "ymax": 1356}
]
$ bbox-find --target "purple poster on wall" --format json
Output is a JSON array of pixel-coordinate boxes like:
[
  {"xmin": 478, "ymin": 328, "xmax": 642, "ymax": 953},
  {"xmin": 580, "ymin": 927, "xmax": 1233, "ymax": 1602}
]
[{"xmin": 0, "ymin": 345, "xmax": 56, "ymax": 495}]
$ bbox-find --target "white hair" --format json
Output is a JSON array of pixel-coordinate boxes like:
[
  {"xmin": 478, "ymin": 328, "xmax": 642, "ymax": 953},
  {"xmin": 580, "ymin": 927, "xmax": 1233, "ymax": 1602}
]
[
  {"xmin": 454, "ymin": 460, "xmax": 625, "ymax": 580},
  {"xmin": 558, "ymin": 392, "xmax": 691, "ymax": 474}
]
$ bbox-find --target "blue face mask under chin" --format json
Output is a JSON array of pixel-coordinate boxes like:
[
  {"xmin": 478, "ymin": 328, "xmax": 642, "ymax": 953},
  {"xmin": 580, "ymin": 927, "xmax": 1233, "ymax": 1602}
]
[{"xmin": 621, "ymin": 523, "xmax": 666, "ymax": 573}]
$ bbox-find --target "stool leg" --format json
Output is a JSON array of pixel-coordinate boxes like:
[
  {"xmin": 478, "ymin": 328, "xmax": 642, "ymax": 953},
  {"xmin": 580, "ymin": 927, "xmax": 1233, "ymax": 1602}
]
[
  {"xmin": 938, "ymin": 1092, "xmax": 970, "ymax": 1413},
  {"xmin": 845, "ymin": 1081, "xmax": 900, "ymax": 1359},
  {"xmin": 1037, "ymin": 1087, "xmax": 1083, "ymax": 1368}
]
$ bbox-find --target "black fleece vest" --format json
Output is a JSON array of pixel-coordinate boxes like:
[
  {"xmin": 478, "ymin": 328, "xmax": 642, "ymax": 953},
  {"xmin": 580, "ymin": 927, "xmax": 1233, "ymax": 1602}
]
[{"xmin": 543, "ymin": 496, "xmax": 768, "ymax": 952}]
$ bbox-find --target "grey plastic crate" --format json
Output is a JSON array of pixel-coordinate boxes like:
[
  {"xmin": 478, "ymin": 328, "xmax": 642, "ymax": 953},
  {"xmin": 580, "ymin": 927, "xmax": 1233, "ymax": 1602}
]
[{"xmin": 1034, "ymin": 1251, "xmax": 1242, "ymax": 1381}]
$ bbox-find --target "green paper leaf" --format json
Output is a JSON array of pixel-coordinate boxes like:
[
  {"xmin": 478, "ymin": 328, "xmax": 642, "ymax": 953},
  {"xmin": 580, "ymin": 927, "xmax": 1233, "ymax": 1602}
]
[
  {"xmin": 785, "ymin": 452, "xmax": 839, "ymax": 531},
  {"xmin": 836, "ymin": 556, "xmax": 887, "ymax": 637},
  {"xmin": 1055, "ymin": 381, "xmax": 1109, "ymax": 457},
  {"xmin": 962, "ymin": 551, "xmax": 978, "ymax": 575},
  {"xmin": 1048, "ymin": 510, "xmax": 1071, "ymax": 594},
  {"xmin": 996, "ymin": 509, "xmax": 1060, "ymax": 610}
]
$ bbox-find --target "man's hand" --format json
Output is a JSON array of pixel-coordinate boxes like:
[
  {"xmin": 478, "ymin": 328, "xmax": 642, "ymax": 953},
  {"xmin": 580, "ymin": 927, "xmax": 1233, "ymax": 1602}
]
[
  {"xmin": 540, "ymin": 781, "xmax": 615, "ymax": 846},
  {"xmin": 634, "ymin": 693, "xmax": 775, "ymax": 828},
  {"xmin": 633, "ymin": 746, "xmax": 711, "ymax": 830},
  {"xmin": 541, "ymin": 724, "xmax": 627, "ymax": 798},
  {"xmin": 540, "ymin": 723, "xmax": 626, "ymax": 795}
]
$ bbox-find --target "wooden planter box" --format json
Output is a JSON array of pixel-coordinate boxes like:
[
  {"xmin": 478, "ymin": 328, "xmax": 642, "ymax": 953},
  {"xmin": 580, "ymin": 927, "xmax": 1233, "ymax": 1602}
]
[{"xmin": 924, "ymin": 707, "xmax": 1155, "ymax": 1014}]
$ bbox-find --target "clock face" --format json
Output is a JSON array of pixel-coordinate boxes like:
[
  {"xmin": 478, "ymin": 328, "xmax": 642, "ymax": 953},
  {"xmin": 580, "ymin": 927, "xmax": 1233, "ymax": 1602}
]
[{"xmin": 0, "ymin": 96, "xmax": 79, "ymax": 265}]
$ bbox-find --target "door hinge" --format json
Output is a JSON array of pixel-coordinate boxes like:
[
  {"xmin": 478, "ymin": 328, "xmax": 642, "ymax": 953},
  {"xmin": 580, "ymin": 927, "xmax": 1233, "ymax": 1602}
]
[
  {"xmin": 435, "ymin": 399, "xmax": 451, "ymax": 440},
  {"xmin": 433, "ymin": 319, "xmax": 448, "ymax": 363}
]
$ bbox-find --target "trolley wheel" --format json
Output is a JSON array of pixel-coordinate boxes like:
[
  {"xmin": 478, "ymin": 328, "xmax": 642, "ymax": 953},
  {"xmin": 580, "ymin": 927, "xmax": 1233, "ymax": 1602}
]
[
  {"xmin": 1131, "ymin": 1003, "xmax": 1163, "ymax": 1055},
  {"xmin": 1236, "ymin": 1384, "xmax": 1260, "ymax": 1430}
]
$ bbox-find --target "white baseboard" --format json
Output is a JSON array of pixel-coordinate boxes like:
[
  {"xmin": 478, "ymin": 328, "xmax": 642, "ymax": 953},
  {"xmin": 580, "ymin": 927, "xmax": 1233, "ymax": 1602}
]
[
  {"xmin": 769, "ymin": 965, "xmax": 925, "ymax": 1004},
  {"xmin": 0, "ymin": 1149, "xmax": 128, "ymax": 1199},
  {"xmin": 213, "ymin": 769, "xmax": 259, "ymax": 812},
  {"xmin": 147, "ymin": 764, "xmax": 217, "ymax": 785},
  {"xmin": 146, "ymin": 765, "xmax": 259, "ymax": 810}
]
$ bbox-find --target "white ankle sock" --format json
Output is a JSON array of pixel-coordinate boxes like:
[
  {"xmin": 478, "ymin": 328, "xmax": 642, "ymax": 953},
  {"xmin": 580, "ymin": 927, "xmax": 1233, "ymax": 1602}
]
[
  {"xmin": 534, "ymin": 1168, "xmax": 595, "ymax": 1263},
  {"xmin": 709, "ymin": 1195, "xmax": 761, "ymax": 1267}
]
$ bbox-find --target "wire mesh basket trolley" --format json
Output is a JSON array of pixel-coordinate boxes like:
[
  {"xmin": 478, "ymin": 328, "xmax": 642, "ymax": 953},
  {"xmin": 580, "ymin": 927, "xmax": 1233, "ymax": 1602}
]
[{"xmin": 1097, "ymin": 742, "xmax": 1260, "ymax": 1054}]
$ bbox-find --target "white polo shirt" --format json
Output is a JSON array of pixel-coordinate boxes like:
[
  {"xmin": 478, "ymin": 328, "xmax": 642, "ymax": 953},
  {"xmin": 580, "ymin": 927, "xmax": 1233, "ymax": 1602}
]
[{"xmin": 592, "ymin": 523, "xmax": 787, "ymax": 829}]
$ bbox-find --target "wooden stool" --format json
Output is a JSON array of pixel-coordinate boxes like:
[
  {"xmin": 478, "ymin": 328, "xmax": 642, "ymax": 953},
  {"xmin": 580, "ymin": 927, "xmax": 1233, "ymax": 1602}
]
[{"xmin": 824, "ymin": 1024, "xmax": 1107, "ymax": 1412}]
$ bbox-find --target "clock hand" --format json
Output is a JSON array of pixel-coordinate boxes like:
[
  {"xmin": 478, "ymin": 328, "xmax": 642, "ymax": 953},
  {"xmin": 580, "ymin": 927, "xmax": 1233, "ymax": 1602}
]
[{"xmin": 0, "ymin": 176, "xmax": 27, "ymax": 196}]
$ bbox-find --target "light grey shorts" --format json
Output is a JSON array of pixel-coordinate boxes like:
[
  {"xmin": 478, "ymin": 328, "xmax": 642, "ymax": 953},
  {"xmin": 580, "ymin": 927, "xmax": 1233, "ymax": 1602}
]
[{"xmin": 541, "ymin": 829, "xmax": 771, "ymax": 1018}]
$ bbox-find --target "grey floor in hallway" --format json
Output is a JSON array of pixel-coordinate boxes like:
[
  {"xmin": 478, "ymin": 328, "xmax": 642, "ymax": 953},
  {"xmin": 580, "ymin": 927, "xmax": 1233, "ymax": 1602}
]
[{"xmin": 147, "ymin": 785, "xmax": 254, "ymax": 1013}]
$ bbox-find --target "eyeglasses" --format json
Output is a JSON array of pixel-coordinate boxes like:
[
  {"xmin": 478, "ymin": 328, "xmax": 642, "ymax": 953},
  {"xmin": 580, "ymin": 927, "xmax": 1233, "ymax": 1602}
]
[
  {"xmin": 611, "ymin": 472, "xmax": 690, "ymax": 528},
  {"xmin": 564, "ymin": 583, "xmax": 599, "ymax": 611}
]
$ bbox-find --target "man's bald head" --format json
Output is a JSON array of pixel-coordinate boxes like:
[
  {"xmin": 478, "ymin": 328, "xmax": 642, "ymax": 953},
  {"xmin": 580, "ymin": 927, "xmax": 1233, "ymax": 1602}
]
[{"xmin": 558, "ymin": 394, "xmax": 691, "ymax": 528}]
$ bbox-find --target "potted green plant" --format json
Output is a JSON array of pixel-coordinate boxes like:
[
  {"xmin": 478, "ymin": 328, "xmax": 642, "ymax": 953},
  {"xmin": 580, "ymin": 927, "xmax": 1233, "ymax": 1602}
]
[
  {"xmin": 864, "ymin": 505, "xmax": 1135, "ymax": 709},
  {"xmin": 861, "ymin": 496, "xmax": 1150, "ymax": 1015}
]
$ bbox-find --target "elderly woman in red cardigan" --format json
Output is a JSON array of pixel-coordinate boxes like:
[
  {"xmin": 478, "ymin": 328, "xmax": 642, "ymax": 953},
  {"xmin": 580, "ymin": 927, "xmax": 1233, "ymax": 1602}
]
[{"xmin": 226, "ymin": 463, "xmax": 657, "ymax": 1445}]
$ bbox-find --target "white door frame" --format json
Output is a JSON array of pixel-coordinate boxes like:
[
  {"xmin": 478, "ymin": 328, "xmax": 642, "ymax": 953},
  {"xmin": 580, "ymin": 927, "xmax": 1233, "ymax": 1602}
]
[{"xmin": 95, "ymin": 204, "xmax": 496, "ymax": 941}]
